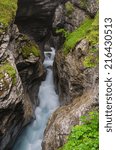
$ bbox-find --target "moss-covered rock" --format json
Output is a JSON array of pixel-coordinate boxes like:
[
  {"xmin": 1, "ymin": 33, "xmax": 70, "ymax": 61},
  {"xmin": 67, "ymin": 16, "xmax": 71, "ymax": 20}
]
[
  {"xmin": 83, "ymin": 12, "xmax": 99, "ymax": 68},
  {"xmin": 62, "ymin": 12, "xmax": 99, "ymax": 68},
  {"xmin": 21, "ymin": 41, "xmax": 40, "ymax": 59},
  {"xmin": 0, "ymin": 0, "xmax": 17, "ymax": 34},
  {"xmin": 63, "ymin": 18, "xmax": 93, "ymax": 54},
  {"xmin": 0, "ymin": 61, "xmax": 16, "ymax": 84},
  {"xmin": 14, "ymin": 34, "xmax": 40, "ymax": 59},
  {"xmin": 65, "ymin": 1, "xmax": 74, "ymax": 16}
]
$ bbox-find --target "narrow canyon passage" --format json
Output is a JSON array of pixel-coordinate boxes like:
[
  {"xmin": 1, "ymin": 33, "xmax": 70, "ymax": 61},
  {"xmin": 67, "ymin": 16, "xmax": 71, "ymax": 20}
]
[{"xmin": 13, "ymin": 48, "xmax": 59, "ymax": 150}]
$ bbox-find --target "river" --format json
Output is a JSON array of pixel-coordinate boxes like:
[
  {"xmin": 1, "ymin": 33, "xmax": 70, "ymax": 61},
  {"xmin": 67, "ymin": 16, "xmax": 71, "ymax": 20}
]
[{"xmin": 13, "ymin": 48, "xmax": 59, "ymax": 150}]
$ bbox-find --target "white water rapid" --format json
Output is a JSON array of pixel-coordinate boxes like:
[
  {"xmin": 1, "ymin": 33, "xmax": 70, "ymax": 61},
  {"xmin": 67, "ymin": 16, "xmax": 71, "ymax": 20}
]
[{"xmin": 13, "ymin": 48, "xmax": 59, "ymax": 150}]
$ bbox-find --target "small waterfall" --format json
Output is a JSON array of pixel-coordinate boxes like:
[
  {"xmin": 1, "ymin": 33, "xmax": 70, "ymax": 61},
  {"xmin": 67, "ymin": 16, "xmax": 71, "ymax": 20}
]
[{"xmin": 13, "ymin": 48, "xmax": 59, "ymax": 150}]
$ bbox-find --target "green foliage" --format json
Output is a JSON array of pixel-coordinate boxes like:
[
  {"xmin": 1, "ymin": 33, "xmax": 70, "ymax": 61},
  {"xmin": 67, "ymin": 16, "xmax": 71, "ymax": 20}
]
[
  {"xmin": 63, "ymin": 13, "xmax": 99, "ymax": 55},
  {"xmin": 56, "ymin": 28, "xmax": 69, "ymax": 38},
  {"xmin": 86, "ymin": 12, "xmax": 99, "ymax": 46},
  {"xmin": 62, "ymin": 12, "xmax": 99, "ymax": 68},
  {"xmin": 21, "ymin": 41, "xmax": 40, "ymax": 59},
  {"xmin": 65, "ymin": 1, "xmax": 74, "ymax": 15},
  {"xmin": 83, "ymin": 13, "xmax": 99, "ymax": 68},
  {"xmin": 0, "ymin": 0, "xmax": 17, "ymax": 33},
  {"xmin": 0, "ymin": 62, "xmax": 16, "ymax": 84},
  {"xmin": 63, "ymin": 18, "xmax": 93, "ymax": 54},
  {"xmin": 83, "ymin": 48, "xmax": 99, "ymax": 68},
  {"xmin": 59, "ymin": 111, "xmax": 99, "ymax": 150}
]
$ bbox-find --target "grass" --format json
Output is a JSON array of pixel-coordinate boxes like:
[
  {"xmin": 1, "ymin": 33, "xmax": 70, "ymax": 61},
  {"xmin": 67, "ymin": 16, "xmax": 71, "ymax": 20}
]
[
  {"xmin": 62, "ymin": 12, "xmax": 99, "ymax": 68},
  {"xmin": 21, "ymin": 41, "xmax": 40, "ymax": 59},
  {"xmin": 0, "ymin": 62, "xmax": 16, "ymax": 84},
  {"xmin": 83, "ymin": 12, "xmax": 99, "ymax": 68},
  {"xmin": 83, "ymin": 48, "xmax": 99, "ymax": 68},
  {"xmin": 0, "ymin": 0, "xmax": 17, "ymax": 33},
  {"xmin": 63, "ymin": 18, "xmax": 93, "ymax": 54}
]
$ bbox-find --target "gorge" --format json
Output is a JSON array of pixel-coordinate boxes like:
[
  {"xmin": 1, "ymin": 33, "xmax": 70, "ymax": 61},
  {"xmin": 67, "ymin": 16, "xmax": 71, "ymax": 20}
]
[
  {"xmin": 0, "ymin": 0, "xmax": 99, "ymax": 150},
  {"xmin": 13, "ymin": 48, "xmax": 59, "ymax": 150}
]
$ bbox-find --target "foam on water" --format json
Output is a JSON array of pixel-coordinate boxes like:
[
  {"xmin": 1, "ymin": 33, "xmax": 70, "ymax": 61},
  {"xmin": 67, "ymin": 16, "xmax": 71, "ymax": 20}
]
[{"xmin": 13, "ymin": 47, "xmax": 59, "ymax": 150}]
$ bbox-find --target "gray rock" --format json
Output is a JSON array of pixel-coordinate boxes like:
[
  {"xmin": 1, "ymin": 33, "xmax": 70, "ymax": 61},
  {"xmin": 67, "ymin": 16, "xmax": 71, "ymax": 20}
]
[
  {"xmin": 71, "ymin": 0, "xmax": 98, "ymax": 16},
  {"xmin": 53, "ymin": 40, "xmax": 91, "ymax": 104},
  {"xmin": 42, "ymin": 66, "xmax": 99, "ymax": 150},
  {"xmin": 53, "ymin": 3, "xmax": 87, "ymax": 31},
  {"xmin": 16, "ymin": 0, "xmax": 64, "ymax": 42},
  {"xmin": 0, "ymin": 23, "xmax": 45, "ymax": 150}
]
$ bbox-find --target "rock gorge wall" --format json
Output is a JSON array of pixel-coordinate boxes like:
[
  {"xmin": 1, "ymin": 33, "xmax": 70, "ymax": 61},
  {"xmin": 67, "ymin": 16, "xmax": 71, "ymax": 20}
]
[
  {"xmin": 42, "ymin": 0, "xmax": 99, "ymax": 149},
  {"xmin": 15, "ymin": 0, "xmax": 65, "ymax": 48},
  {"xmin": 0, "ymin": 1, "xmax": 45, "ymax": 149},
  {"xmin": 0, "ymin": 0, "xmax": 99, "ymax": 150}
]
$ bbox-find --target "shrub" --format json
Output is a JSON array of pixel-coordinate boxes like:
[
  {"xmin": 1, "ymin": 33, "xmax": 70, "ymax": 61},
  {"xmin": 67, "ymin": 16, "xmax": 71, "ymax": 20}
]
[{"xmin": 59, "ymin": 111, "xmax": 99, "ymax": 150}]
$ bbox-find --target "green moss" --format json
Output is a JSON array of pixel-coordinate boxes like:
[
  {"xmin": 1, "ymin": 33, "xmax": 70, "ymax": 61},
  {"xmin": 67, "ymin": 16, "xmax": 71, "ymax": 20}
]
[
  {"xmin": 62, "ymin": 12, "xmax": 99, "ymax": 68},
  {"xmin": 83, "ymin": 48, "xmax": 99, "ymax": 68},
  {"xmin": 56, "ymin": 28, "xmax": 69, "ymax": 38},
  {"xmin": 21, "ymin": 41, "xmax": 40, "ymax": 59},
  {"xmin": 0, "ymin": 62, "xmax": 16, "ymax": 84},
  {"xmin": 0, "ymin": 73, "xmax": 4, "ymax": 79},
  {"xmin": 86, "ymin": 12, "xmax": 99, "ymax": 46},
  {"xmin": 59, "ymin": 111, "xmax": 99, "ymax": 150},
  {"xmin": 65, "ymin": 1, "xmax": 74, "ymax": 15},
  {"xmin": 0, "ymin": 0, "xmax": 17, "ymax": 33},
  {"xmin": 63, "ymin": 18, "xmax": 93, "ymax": 54},
  {"xmin": 83, "ymin": 13, "xmax": 99, "ymax": 68}
]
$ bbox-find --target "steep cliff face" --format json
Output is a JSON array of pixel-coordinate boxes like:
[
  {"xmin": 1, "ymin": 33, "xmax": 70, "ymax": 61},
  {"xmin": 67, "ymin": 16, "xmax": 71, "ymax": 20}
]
[
  {"xmin": 42, "ymin": 66, "xmax": 98, "ymax": 149},
  {"xmin": 0, "ymin": 1, "xmax": 45, "ymax": 149},
  {"xmin": 43, "ymin": 39, "xmax": 99, "ymax": 149},
  {"xmin": 42, "ymin": 1, "xmax": 99, "ymax": 149},
  {"xmin": 53, "ymin": 40, "xmax": 89, "ymax": 104},
  {"xmin": 0, "ymin": 0, "xmax": 99, "ymax": 149},
  {"xmin": 9, "ymin": 25, "xmax": 46, "ymax": 107},
  {"xmin": 53, "ymin": 5, "xmax": 99, "ymax": 104},
  {"xmin": 15, "ymin": 0, "xmax": 65, "ymax": 43},
  {"xmin": 52, "ymin": 0, "xmax": 98, "ymax": 49}
]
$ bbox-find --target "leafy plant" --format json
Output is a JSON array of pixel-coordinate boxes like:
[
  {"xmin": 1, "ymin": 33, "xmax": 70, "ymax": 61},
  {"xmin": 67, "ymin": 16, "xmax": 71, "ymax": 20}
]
[{"xmin": 59, "ymin": 111, "xmax": 99, "ymax": 150}]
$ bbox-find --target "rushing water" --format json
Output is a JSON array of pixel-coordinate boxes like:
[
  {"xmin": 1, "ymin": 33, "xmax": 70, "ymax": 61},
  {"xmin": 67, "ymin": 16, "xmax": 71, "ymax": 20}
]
[{"xmin": 13, "ymin": 48, "xmax": 59, "ymax": 150}]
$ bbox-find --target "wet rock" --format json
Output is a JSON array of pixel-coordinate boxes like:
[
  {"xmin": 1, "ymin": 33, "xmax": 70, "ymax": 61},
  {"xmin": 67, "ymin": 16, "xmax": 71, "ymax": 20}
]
[
  {"xmin": 0, "ymin": 14, "xmax": 45, "ymax": 150},
  {"xmin": 53, "ymin": 39, "xmax": 91, "ymax": 104},
  {"xmin": 42, "ymin": 66, "xmax": 99, "ymax": 150},
  {"xmin": 15, "ymin": 0, "xmax": 65, "ymax": 42},
  {"xmin": 9, "ymin": 26, "xmax": 46, "ymax": 107}
]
